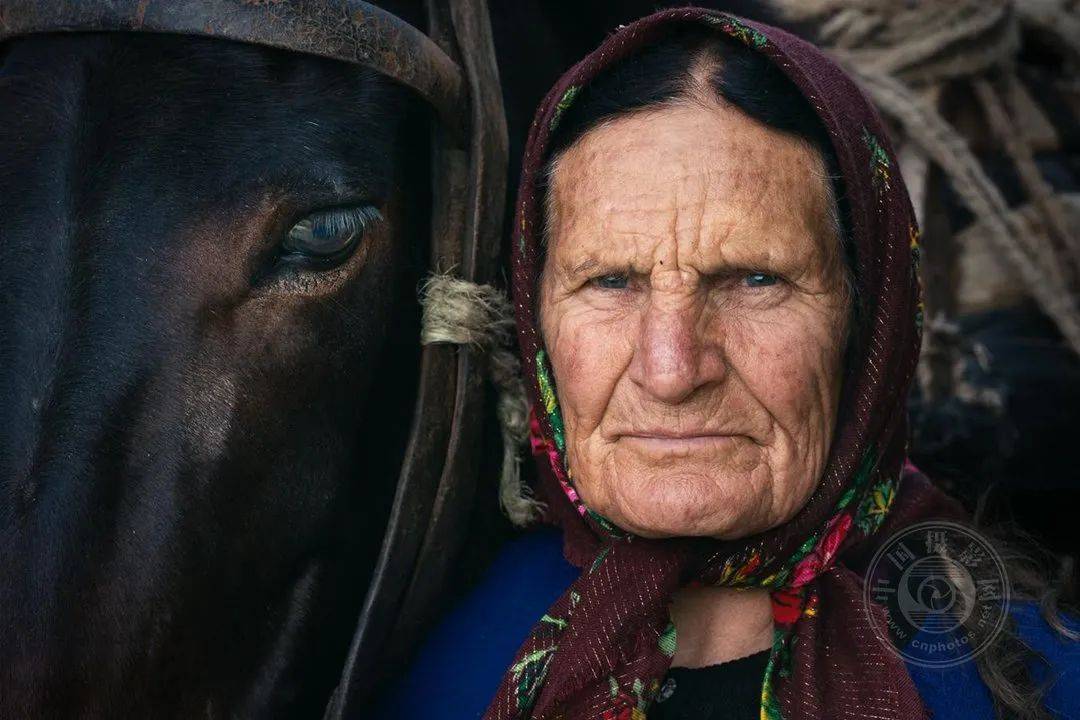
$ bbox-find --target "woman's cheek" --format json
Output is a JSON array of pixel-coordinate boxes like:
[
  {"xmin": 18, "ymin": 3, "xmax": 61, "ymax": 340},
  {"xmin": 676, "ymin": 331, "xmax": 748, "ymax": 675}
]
[
  {"xmin": 548, "ymin": 304, "xmax": 637, "ymax": 436},
  {"xmin": 730, "ymin": 305, "xmax": 843, "ymax": 446},
  {"xmin": 744, "ymin": 332, "xmax": 807, "ymax": 404}
]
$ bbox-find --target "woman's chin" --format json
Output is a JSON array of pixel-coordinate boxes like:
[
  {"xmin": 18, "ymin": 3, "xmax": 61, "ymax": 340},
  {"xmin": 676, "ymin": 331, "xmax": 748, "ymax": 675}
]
[{"xmin": 602, "ymin": 471, "xmax": 774, "ymax": 540}]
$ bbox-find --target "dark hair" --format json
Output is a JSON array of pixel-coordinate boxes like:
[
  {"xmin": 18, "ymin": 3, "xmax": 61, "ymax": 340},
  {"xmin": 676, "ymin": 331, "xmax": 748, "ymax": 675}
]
[
  {"xmin": 549, "ymin": 30, "xmax": 835, "ymax": 160},
  {"xmin": 541, "ymin": 28, "xmax": 1078, "ymax": 720}
]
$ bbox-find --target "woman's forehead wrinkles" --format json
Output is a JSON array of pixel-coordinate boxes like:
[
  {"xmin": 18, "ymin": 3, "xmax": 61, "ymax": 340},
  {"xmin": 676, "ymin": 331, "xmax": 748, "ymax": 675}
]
[
  {"xmin": 553, "ymin": 192, "xmax": 824, "ymax": 278},
  {"xmin": 549, "ymin": 101, "xmax": 835, "ymax": 280}
]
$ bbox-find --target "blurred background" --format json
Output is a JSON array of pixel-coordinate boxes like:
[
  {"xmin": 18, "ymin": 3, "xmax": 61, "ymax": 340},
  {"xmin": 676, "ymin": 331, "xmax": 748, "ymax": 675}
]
[{"xmin": 487, "ymin": 0, "xmax": 1080, "ymax": 577}]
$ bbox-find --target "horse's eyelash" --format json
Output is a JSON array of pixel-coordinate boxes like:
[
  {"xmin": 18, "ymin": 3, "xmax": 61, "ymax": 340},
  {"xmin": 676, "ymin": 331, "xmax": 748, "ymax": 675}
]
[{"xmin": 313, "ymin": 205, "xmax": 383, "ymax": 235}]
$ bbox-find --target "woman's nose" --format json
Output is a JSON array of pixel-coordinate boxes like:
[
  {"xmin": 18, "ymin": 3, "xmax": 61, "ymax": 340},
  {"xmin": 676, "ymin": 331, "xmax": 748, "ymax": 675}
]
[{"xmin": 628, "ymin": 297, "xmax": 721, "ymax": 404}]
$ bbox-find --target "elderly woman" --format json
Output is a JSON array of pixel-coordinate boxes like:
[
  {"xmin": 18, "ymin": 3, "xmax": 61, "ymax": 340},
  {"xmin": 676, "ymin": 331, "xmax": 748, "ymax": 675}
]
[{"xmin": 374, "ymin": 9, "xmax": 1078, "ymax": 720}]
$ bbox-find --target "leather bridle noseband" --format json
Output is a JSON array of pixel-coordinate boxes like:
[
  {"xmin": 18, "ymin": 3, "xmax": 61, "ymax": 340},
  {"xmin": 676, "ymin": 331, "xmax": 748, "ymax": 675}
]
[{"xmin": 0, "ymin": 1, "xmax": 507, "ymax": 715}]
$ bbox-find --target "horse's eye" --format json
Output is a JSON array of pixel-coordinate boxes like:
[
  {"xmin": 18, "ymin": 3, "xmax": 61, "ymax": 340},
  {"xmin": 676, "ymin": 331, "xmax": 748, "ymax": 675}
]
[
  {"xmin": 744, "ymin": 272, "xmax": 778, "ymax": 288},
  {"xmin": 281, "ymin": 206, "xmax": 382, "ymax": 265}
]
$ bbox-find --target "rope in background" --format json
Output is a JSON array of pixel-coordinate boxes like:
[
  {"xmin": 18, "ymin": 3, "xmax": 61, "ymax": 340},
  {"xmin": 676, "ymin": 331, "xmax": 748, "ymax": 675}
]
[{"xmin": 773, "ymin": 0, "xmax": 1080, "ymax": 374}]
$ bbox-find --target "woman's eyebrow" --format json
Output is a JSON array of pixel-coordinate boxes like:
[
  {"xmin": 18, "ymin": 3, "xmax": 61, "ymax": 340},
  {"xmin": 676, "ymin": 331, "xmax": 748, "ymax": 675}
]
[{"xmin": 569, "ymin": 258, "xmax": 600, "ymax": 277}]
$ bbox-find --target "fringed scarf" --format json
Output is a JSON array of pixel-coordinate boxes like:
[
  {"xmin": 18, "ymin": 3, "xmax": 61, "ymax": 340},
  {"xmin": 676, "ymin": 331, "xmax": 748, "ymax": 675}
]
[{"xmin": 487, "ymin": 9, "xmax": 964, "ymax": 720}]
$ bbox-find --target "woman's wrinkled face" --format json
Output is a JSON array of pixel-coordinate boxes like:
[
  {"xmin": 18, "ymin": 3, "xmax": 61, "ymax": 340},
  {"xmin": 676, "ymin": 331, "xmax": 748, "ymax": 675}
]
[{"xmin": 539, "ymin": 99, "xmax": 850, "ymax": 539}]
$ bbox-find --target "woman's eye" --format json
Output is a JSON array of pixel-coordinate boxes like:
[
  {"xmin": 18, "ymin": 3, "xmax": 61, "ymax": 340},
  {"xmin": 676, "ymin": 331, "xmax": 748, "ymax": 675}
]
[
  {"xmin": 593, "ymin": 273, "xmax": 629, "ymax": 290},
  {"xmin": 281, "ymin": 206, "xmax": 382, "ymax": 266},
  {"xmin": 744, "ymin": 272, "xmax": 779, "ymax": 288}
]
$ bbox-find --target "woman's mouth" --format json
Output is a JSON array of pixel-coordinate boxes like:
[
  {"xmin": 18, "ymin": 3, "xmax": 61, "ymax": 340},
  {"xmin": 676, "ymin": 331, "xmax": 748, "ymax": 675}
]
[{"xmin": 619, "ymin": 432, "xmax": 742, "ymax": 453}]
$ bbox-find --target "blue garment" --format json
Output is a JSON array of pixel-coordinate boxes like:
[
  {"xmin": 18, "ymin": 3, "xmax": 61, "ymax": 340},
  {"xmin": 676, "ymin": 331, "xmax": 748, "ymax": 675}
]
[
  {"xmin": 373, "ymin": 529, "xmax": 1080, "ymax": 719},
  {"xmin": 906, "ymin": 601, "xmax": 1080, "ymax": 719}
]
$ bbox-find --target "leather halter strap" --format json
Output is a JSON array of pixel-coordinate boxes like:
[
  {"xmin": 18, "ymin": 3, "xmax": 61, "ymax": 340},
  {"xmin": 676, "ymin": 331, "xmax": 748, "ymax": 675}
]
[{"xmin": 0, "ymin": 0, "xmax": 467, "ymax": 140}]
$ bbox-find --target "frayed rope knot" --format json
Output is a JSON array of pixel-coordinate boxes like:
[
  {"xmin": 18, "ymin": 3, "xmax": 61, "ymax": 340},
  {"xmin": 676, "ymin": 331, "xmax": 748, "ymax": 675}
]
[{"xmin": 420, "ymin": 272, "xmax": 544, "ymax": 526}]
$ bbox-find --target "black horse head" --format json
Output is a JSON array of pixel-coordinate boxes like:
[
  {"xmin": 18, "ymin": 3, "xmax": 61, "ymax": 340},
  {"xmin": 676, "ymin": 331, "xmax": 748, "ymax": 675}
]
[{"xmin": 0, "ymin": 18, "xmax": 432, "ymax": 716}]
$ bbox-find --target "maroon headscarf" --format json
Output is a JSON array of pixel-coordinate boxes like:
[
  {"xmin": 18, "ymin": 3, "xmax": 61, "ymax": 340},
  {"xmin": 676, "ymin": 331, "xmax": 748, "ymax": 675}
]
[{"xmin": 487, "ymin": 8, "xmax": 964, "ymax": 720}]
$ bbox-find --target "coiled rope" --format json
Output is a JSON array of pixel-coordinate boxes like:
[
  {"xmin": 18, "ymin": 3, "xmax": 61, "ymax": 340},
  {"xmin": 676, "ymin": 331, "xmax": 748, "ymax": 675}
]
[{"xmin": 774, "ymin": 0, "xmax": 1080, "ymax": 358}]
